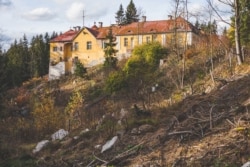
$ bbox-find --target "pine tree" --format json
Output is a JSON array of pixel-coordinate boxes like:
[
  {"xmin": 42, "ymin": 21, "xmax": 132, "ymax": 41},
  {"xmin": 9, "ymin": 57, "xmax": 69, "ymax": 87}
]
[
  {"xmin": 104, "ymin": 27, "xmax": 118, "ymax": 69},
  {"xmin": 115, "ymin": 4, "xmax": 125, "ymax": 25},
  {"xmin": 6, "ymin": 40, "xmax": 24, "ymax": 86},
  {"xmin": 125, "ymin": 0, "xmax": 139, "ymax": 24},
  {"xmin": 239, "ymin": 0, "xmax": 250, "ymax": 46}
]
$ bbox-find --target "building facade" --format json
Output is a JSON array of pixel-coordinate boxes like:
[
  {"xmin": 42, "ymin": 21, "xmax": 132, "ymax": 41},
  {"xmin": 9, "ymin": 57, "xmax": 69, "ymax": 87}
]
[{"xmin": 49, "ymin": 16, "xmax": 199, "ymax": 79}]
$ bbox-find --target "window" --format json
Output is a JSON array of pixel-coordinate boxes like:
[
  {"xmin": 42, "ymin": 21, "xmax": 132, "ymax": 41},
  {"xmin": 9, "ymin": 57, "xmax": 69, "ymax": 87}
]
[
  {"xmin": 53, "ymin": 47, "xmax": 57, "ymax": 52},
  {"xmin": 60, "ymin": 46, "xmax": 63, "ymax": 51},
  {"xmin": 124, "ymin": 38, "xmax": 128, "ymax": 46},
  {"xmin": 146, "ymin": 36, "xmax": 151, "ymax": 43},
  {"xmin": 74, "ymin": 42, "xmax": 79, "ymax": 51},
  {"xmin": 130, "ymin": 37, "xmax": 134, "ymax": 48},
  {"xmin": 153, "ymin": 35, "xmax": 157, "ymax": 41},
  {"xmin": 87, "ymin": 41, "xmax": 92, "ymax": 50}
]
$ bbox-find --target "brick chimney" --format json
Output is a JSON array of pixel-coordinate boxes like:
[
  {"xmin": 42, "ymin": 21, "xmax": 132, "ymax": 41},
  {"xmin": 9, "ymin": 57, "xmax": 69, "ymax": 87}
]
[
  {"xmin": 98, "ymin": 22, "xmax": 103, "ymax": 28},
  {"xmin": 142, "ymin": 16, "xmax": 146, "ymax": 22}
]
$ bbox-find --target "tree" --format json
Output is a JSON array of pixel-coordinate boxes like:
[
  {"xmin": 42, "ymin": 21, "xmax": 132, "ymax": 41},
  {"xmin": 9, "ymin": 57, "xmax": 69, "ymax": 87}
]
[
  {"xmin": 115, "ymin": 4, "xmax": 125, "ymax": 25},
  {"xmin": 103, "ymin": 27, "xmax": 118, "ymax": 69},
  {"xmin": 74, "ymin": 61, "xmax": 87, "ymax": 78},
  {"xmin": 29, "ymin": 34, "xmax": 50, "ymax": 77},
  {"xmin": 125, "ymin": 0, "xmax": 139, "ymax": 24},
  {"xmin": 207, "ymin": 0, "xmax": 244, "ymax": 65},
  {"xmin": 6, "ymin": 40, "xmax": 25, "ymax": 87}
]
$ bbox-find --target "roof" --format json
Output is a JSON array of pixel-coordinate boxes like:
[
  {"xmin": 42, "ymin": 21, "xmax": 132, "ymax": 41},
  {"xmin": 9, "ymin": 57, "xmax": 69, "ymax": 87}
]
[
  {"xmin": 50, "ymin": 29, "xmax": 80, "ymax": 42},
  {"xmin": 115, "ymin": 17, "xmax": 197, "ymax": 36},
  {"xmin": 50, "ymin": 17, "xmax": 198, "ymax": 42}
]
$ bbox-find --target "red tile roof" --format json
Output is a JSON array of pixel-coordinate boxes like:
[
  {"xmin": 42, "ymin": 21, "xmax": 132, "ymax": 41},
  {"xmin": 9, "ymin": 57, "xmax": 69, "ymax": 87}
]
[
  {"xmin": 89, "ymin": 17, "xmax": 198, "ymax": 39},
  {"xmin": 50, "ymin": 17, "xmax": 198, "ymax": 42},
  {"xmin": 50, "ymin": 29, "xmax": 80, "ymax": 42},
  {"xmin": 115, "ymin": 17, "xmax": 197, "ymax": 36}
]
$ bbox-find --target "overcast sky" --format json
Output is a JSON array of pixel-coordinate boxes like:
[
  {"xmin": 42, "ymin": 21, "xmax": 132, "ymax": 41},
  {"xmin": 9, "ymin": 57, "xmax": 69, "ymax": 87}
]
[{"xmin": 0, "ymin": 0, "xmax": 231, "ymax": 49}]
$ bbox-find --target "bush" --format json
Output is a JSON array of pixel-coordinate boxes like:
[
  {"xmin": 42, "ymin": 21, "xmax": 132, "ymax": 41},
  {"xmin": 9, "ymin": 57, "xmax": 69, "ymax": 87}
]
[{"xmin": 74, "ymin": 61, "xmax": 87, "ymax": 78}]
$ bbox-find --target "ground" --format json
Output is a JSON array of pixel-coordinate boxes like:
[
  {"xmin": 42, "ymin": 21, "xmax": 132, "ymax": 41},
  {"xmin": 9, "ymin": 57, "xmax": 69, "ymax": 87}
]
[{"xmin": 0, "ymin": 60, "xmax": 249, "ymax": 167}]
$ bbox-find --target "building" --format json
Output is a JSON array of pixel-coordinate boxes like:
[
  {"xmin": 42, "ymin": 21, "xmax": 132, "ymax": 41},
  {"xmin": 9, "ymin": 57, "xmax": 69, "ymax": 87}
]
[{"xmin": 49, "ymin": 16, "xmax": 199, "ymax": 79}]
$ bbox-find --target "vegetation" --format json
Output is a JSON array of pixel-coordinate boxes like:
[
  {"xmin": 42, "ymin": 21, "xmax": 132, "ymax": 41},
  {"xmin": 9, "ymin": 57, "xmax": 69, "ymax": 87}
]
[
  {"xmin": 0, "ymin": 0, "xmax": 249, "ymax": 166},
  {"xmin": 0, "ymin": 32, "xmax": 56, "ymax": 94},
  {"xmin": 74, "ymin": 61, "xmax": 87, "ymax": 78},
  {"xmin": 103, "ymin": 27, "xmax": 118, "ymax": 70},
  {"xmin": 115, "ymin": 4, "xmax": 125, "ymax": 25},
  {"xmin": 115, "ymin": 0, "xmax": 139, "ymax": 25}
]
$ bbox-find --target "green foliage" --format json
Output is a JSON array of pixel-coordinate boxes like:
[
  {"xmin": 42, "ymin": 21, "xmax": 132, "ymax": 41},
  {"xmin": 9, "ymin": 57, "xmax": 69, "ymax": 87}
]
[
  {"xmin": 74, "ymin": 61, "xmax": 87, "ymax": 78},
  {"xmin": 228, "ymin": 0, "xmax": 250, "ymax": 47},
  {"xmin": 115, "ymin": 4, "xmax": 125, "ymax": 25},
  {"xmin": 0, "ymin": 156, "xmax": 36, "ymax": 167},
  {"xmin": 105, "ymin": 42, "xmax": 167, "ymax": 95},
  {"xmin": 0, "ymin": 33, "xmax": 51, "ymax": 92},
  {"xmin": 103, "ymin": 27, "xmax": 118, "ymax": 69},
  {"xmin": 105, "ymin": 71, "xmax": 127, "ymax": 93},
  {"xmin": 125, "ymin": 0, "xmax": 139, "ymax": 24}
]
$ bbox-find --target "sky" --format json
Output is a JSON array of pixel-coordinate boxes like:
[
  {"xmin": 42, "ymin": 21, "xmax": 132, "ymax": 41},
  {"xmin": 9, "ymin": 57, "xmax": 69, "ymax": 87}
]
[{"xmin": 0, "ymin": 0, "xmax": 231, "ymax": 50}]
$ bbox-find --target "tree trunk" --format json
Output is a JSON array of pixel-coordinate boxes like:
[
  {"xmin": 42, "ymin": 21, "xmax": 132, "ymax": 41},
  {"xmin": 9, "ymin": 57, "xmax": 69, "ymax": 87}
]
[{"xmin": 234, "ymin": 0, "xmax": 243, "ymax": 65}]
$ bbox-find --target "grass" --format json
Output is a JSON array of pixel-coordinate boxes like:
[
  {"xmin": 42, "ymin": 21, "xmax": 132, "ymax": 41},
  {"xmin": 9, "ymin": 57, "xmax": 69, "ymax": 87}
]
[{"xmin": 0, "ymin": 154, "xmax": 37, "ymax": 167}]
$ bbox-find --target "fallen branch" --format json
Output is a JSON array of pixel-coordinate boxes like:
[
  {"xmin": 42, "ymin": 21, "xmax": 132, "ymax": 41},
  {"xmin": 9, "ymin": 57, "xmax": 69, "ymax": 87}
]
[
  {"xmin": 209, "ymin": 105, "xmax": 216, "ymax": 129},
  {"xmin": 93, "ymin": 153, "xmax": 108, "ymax": 164},
  {"xmin": 168, "ymin": 131, "xmax": 193, "ymax": 136},
  {"xmin": 86, "ymin": 160, "xmax": 96, "ymax": 167},
  {"xmin": 102, "ymin": 142, "xmax": 144, "ymax": 166}
]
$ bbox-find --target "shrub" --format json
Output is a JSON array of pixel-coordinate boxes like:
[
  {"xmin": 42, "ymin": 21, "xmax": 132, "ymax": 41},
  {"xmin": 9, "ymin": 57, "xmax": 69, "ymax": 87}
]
[{"xmin": 74, "ymin": 61, "xmax": 87, "ymax": 78}]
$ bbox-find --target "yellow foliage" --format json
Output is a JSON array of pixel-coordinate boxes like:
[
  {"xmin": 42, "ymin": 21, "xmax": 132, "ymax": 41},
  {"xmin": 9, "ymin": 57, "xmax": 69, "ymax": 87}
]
[{"xmin": 32, "ymin": 96, "xmax": 65, "ymax": 134}]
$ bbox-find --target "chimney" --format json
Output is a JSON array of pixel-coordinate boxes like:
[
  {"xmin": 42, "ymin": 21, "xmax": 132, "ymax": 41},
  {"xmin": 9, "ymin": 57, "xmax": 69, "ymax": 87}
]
[
  {"xmin": 168, "ymin": 15, "xmax": 173, "ymax": 20},
  {"xmin": 142, "ymin": 16, "xmax": 146, "ymax": 22},
  {"xmin": 98, "ymin": 22, "xmax": 103, "ymax": 28}
]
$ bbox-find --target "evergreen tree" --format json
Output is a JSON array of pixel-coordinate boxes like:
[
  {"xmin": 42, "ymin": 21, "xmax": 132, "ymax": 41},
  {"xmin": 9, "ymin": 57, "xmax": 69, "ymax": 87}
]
[
  {"xmin": 104, "ymin": 27, "xmax": 118, "ymax": 69},
  {"xmin": 6, "ymin": 40, "xmax": 25, "ymax": 86},
  {"xmin": 125, "ymin": 0, "xmax": 139, "ymax": 24},
  {"xmin": 115, "ymin": 4, "xmax": 125, "ymax": 25},
  {"xmin": 239, "ymin": 0, "xmax": 250, "ymax": 46},
  {"xmin": 195, "ymin": 20, "xmax": 200, "ymax": 29},
  {"xmin": 20, "ymin": 34, "xmax": 31, "ymax": 81},
  {"xmin": 0, "ymin": 48, "xmax": 8, "ymax": 92}
]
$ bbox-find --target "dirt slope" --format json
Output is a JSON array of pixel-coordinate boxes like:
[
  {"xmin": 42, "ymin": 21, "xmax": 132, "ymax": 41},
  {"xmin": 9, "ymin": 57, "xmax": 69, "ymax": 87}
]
[{"xmin": 33, "ymin": 74, "xmax": 250, "ymax": 167}]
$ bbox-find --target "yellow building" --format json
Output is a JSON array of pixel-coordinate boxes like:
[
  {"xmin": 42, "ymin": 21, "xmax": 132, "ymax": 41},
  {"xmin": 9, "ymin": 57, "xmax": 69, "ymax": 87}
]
[{"xmin": 49, "ymin": 16, "xmax": 199, "ymax": 78}]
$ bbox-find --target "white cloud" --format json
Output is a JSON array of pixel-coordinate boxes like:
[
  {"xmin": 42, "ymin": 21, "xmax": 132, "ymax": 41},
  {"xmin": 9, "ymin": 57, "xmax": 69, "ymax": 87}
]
[
  {"xmin": 66, "ymin": 2, "xmax": 85, "ymax": 22},
  {"xmin": 22, "ymin": 7, "xmax": 56, "ymax": 21},
  {"xmin": 0, "ymin": 0, "xmax": 12, "ymax": 10}
]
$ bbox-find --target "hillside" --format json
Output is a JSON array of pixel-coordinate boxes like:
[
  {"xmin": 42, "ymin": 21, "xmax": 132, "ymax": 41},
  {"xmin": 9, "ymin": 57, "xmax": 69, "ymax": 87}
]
[{"xmin": 0, "ymin": 52, "xmax": 249, "ymax": 167}]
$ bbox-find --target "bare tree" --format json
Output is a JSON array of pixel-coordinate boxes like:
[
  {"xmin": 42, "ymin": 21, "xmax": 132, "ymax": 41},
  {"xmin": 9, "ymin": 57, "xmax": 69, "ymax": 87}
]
[{"xmin": 207, "ymin": 0, "xmax": 243, "ymax": 65}]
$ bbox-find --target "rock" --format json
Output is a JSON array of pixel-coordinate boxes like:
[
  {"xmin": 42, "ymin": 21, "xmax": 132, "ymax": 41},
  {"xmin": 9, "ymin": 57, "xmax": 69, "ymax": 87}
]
[
  {"xmin": 242, "ymin": 161, "xmax": 250, "ymax": 167},
  {"xmin": 95, "ymin": 145, "xmax": 101, "ymax": 149},
  {"xmin": 73, "ymin": 136, "xmax": 79, "ymax": 140},
  {"xmin": 51, "ymin": 129, "xmax": 68, "ymax": 141},
  {"xmin": 33, "ymin": 140, "xmax": 49, "ymax": 153},
  {"xmin": 101, "ymin": 136, "xmax": 118, "ymax": 153},
  {"xmin": 138, "ymin": 124, "xmax": 154, "ymax": 134},
  {"xmin": 80, "ymin": 128, "xmax": 90, "ymax": 135},
  {"xmin": 131, "ymin": 128, "xmax": 139, "ymax": 134}
]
